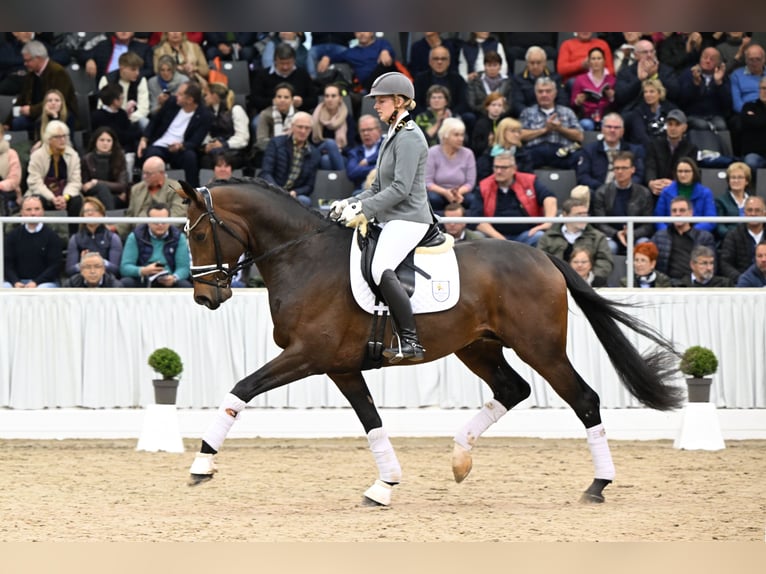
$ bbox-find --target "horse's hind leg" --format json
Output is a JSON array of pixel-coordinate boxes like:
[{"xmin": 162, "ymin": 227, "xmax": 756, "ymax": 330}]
[
  {"xmin": 516, "ymin": 340, "xmax": 615, "ymax": 503},
  {"xmin": 329, "ymin": 371, "xmax": 401, "ymax": 507},
  {"xmin": 452, "ymin": 341, "xmax": 532, "ymax": 483}
]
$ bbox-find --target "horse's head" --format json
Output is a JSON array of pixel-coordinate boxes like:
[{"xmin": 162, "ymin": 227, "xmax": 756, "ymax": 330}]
[{"xmin": 177, "ymin": 181, "xmax": 251, "ymax": 310}]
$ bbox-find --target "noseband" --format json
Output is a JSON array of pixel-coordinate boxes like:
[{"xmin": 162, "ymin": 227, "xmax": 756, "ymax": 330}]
[{"xmin": 186, "ymin": 186, "xmax": 253, "ymax": 289}]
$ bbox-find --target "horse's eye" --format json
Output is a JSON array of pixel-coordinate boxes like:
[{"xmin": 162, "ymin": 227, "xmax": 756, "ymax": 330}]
[{"xmin": 194, "ymin": 232, "xmax": 206, "ymax": 241}]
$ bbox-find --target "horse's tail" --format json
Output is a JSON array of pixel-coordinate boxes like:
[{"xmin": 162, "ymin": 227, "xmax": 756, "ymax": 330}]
[{"xmin": 547, "ymin": 254, "xmax": 684, "ymax": 410}]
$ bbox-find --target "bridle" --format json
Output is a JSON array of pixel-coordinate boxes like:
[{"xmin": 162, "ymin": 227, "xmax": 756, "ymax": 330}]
[{"xmin": 185, "ymin": 186, "xmax": 253, "ymax": 289}]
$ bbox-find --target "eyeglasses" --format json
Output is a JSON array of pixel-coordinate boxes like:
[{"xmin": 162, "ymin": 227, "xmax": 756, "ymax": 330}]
[
  {"xmin": 613, "ymin": 166, "xmax": 633, "ymax": 170},
  {"xmin": 81, "ymin": 264, "xmax": 105, "ymax": 271},
  {"xmin": 359, "ymin": 128, "xmax": 379, "ymax": 133},
  {"xmin": 493, "ymin": 164, "xmax": 515, "ymax": 170},
  {"xmin": 431, "ymin": 57, "xmax": 449, "ymax": 61}
]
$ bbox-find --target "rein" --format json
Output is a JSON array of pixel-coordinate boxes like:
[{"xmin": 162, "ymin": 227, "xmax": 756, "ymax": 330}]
[
  {"xmin": 186, "ymin": 186, "xmax": 254, "ymax": 288},
  {"xmin": 187, "ymin": 186, "xmax": 334, "ymax": 287}
]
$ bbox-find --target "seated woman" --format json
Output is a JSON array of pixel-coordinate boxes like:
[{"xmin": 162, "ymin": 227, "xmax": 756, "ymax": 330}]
[
  {"xmin": 654, "ymin": 156, "xmax": 717, "ymax": 234},
  {"xmin": 147, "ymin": 54, "xmax": 190, "ymax": 117},
  {"xmin": 568, "ymin": 246, "xmax": 607, "ymax": 287},
  {"xmin": 32, "ymin": 89, "xmax": 77, "ymax": 152},
  {"xmin": 624, "ymin": 78, "xmax": 678, "ymax": 148},
  {"xmin": 65, "ymin": 196, "xmax": 123, "ymax": 278},
  {"xmin": 152, "ymin": 32, "xmax": 209, "ymax": 84},
  {"xmin": 476, "ymin": 116, "xmax": 532, "ymax": 181},
  {"xmin": 80, "ymin": 126, "xmax": 130, "ymax": 211},
  {"xmin": 621, "ymin": 241, "xmax": 673, "ymax": 287},
  {"xmin": 414, "ymin": 84, "xmax": 453, "ymax": 147},
  {"xmin": 466, "ymin": 50, "xmax": 513, "ymax": 116},
  {"xmin": 570, "ymin": 47, "xmax": 616, "ymax": 131},
  {"xmin": 425, "ymin": 117, "xmax": 476, "ymax": 214},
  {"xmin": 470, "ymin": 91, "xmax": 511, "ymax": 158},
  {"xmin": 714, "ymin": 161, "xmax": 751, "ymax": 242},
  {"xmin": 254, "ymin": 82, "xmax": 296, "ymax": 162},
  {"xmin": 0, "ymin": 123, "xmax": 23, "ymax": 216},
  {"xmin": 310, "ymin": 82, "xmax": 352, "ymax": 171},
  {"xmin": 201, "ymin": 82, "xmax": 250, "ymax": 169},
  {"xmin": 26, "ymin": 119, "xmax": 83, "ymax": 235}
]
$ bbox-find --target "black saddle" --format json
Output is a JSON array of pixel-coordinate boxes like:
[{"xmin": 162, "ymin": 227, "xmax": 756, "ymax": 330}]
[{"xmin": 358, "ymin": 222, "xmax": 445, "ymax": 300}]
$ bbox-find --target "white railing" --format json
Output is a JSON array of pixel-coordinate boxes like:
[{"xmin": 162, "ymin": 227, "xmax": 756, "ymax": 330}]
[{"xmin": 2, "ymin": 215, "xmax": 764, "ymax": 286}]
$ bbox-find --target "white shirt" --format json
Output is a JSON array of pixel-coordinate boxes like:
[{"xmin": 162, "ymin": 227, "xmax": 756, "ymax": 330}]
[{"xmin": 153, "ymin": 109, "xmax": 194, "ymax": 148}]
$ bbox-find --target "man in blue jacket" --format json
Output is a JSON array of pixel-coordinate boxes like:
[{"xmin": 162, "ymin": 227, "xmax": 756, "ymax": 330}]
[
  {"xmin": 736, "ymin": 242, "xmax": 766, "ymax": 287},
  {"xmin": 137, "ymin": 81, "xmax": 212, "ymax": 187},
  {"xmin": 260, "ymin": 111, "xmax": 321, "ymax": 206}
]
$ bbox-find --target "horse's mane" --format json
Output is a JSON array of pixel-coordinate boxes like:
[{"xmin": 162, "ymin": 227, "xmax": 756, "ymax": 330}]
[{"xmin": 208, "ymin": 176, "xmax": 332, "ymax": 225}]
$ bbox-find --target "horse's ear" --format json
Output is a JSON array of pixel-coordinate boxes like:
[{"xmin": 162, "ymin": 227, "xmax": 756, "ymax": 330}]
[{"xmin": 177, "ymin": 180, "xmax": 204, "ymax": 208}]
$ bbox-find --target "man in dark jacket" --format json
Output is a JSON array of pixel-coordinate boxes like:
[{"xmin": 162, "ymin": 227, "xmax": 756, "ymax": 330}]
[
  {"xmin": 677, "ymin": 245, "xmax": 732, "ymax": 287},
  {"xmin": 736, "ymin": 242, "xmax": 766, "ymax": 287},
  {"xmin": 719, "ymin": 196, "xmax": 766, "ymax": 283},
  {"xmin": 576, "ymin": 113, "xmax": 645, "ymax": 193},
  {"xmin": 9, "ymin": 40, "xmax": 77, "ymax": 131},
  {"xmin": 591, "ymin": 150, "xmax": 655, "ymax": 254},
  {"xmin": 644, "ymin": 109, "xmax": 698, "ymax": 201},
  {"xmin": 260, "ymin": 111, "xmax": 320, "ymax": 206},
  {"xmin": 137, "ymin": 81, "xmax": 212, "ymax": 187},
  {"xmin": 3, "ymin": 195, "xmax": 62, "ymax": 288},
  {"xmin": 80, "ymin": 32, "xmax": 154, "ymax": 80},
  {"xmin": 615, "ymin": 39, "xmax": 680, "ymax": 112},
  {"xmin": 249, "ymin": 43, "xmax": 317, "ymax": 114}
]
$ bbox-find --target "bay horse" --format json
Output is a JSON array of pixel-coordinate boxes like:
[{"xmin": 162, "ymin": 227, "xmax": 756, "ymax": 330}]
[{"xmin": 177, "ymin": 178, "xmax": 682, "ymax": 506}]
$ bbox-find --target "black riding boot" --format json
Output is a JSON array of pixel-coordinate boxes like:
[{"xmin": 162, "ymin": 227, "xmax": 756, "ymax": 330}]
[{"xmin": 378, "ymin": 269, "xmax": 425, "ymax": 363}]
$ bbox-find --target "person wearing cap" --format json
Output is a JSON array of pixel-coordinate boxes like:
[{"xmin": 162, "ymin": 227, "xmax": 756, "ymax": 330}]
[
  {"xmin": 330, "ymin": 71, "xmax": 432, "ymax": 363},
  {"xmin": 644, "ymin": 108, "xmax": 698, "ymax": 200}
]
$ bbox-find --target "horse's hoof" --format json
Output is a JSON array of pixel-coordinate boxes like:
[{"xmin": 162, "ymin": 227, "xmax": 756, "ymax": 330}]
[
  {"xmin": 188, "ymin": 473, "xmax": 214, "ymax": 486},
  {"xmin": 579, "ymin": 478, "xmax": 612, "ymax": 503},
  {"xmin": 362, "ymin": 479, "xmax": 393, "ymax": 506},
  {"xmin": 451, "ymin": 442, "xmax": 473, "ymax": 483},
  {"xmin": 579, "ymin": 491, "xmax": 605, "ymax": 504}
]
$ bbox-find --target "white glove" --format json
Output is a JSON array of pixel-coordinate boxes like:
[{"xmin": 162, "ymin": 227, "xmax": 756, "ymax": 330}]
[
  {"xmin": 329, "ymin": 199, "xmax": 349, "ymax": 221},
  {"xmin": 339, "ymin": 200, "xmax": 366, "ymax": 228}
]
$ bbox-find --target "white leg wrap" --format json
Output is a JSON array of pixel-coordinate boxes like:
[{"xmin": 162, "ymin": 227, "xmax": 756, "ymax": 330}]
[
  {"xmin": 454, "ymin": 399, "xmax": 508, "ymax": 451},
  {"xmin": 586, "ymin": 423, "xmax": 616, "ymax": 480},
  {"xmin": 367, "ymin": 427, "xmax": 402, "ymax": 483},
  {"xmin": 201, "ymin": 393, "xmax": 247, "ymax": 452}
]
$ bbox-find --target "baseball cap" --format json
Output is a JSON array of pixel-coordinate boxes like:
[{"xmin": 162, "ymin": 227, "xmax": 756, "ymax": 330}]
[{"xmin": 666, "ymin": 109, "xmax": 687, "ymax": 124}]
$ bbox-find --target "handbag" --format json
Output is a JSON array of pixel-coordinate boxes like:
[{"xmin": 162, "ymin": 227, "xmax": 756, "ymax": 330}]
[{"xmin": 208, "ymin": 57, "xmax": 229, "ymax": 86}]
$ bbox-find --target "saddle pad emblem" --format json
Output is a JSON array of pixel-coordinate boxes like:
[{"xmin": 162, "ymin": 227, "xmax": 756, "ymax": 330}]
[{"xmin": 431, "ymin": 280, "xmax": 450, "ymax": 302}]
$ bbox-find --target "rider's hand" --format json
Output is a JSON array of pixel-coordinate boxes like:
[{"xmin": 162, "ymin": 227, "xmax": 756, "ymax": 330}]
[
  {"xmin": 329, "ymin": 199, "xmax": 349, "ymax": 221},
  {"xmin": 339, "ymin": 201, "xmax": 365, "ymax": 228}
]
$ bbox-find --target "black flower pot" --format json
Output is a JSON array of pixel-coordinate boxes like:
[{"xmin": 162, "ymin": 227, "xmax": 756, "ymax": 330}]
[{"xmin": 153, "ymin": 378, "xmax": 179, "ymax": 405}]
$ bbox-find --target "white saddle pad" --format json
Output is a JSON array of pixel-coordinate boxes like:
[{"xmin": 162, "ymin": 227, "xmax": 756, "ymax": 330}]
[{"xmin": 349, "ymin": 229, "xmax": 460, "ymax": 314}]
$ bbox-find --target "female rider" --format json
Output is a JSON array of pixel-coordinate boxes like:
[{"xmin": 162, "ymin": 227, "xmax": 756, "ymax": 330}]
[{"xmin": 331, "ymin": 72, "xmax": 433, "ymax": 362}]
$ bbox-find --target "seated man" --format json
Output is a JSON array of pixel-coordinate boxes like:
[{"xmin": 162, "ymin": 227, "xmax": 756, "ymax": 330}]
[
  {"xmin": 137, "ymin": 81, "xmax": 212, "ymax": 187},
  {"xmin": 119, "ymin": 202, "xmax": 192, "ymax": 288},
  {"xmin": 442, "ymin": 202, "xmax": 485, "ymax": 242},
  {"xmin": 116, "ymin": 156, "xmax": 184, "ymax": 238},
  {"xmin": 65, "ymin": 251, "xmax": 123, "ymax": 287},
  {"xmin": 2, "ymin": 194, "xmax": 62, "ymax": 288},
  {"xmin": 575, "ymin": 113, "xmax": 645, "ymax": 194},
  {"xmin": 736, "ymin": 241, "xmax": 766, "ymax": 287},
  {"xmin": 720, "ymin": 196, "xmax": 766, "ymax": 284},
  {"xmin": 468, "ymin": 150, "xmax": 557, "ymax": 246},
  {"xmin": 537, "ymin": 197, "xmax": 614, "ymax": 284},
  {"xmin": 676, "ymin": 245, "xmax": 732, "ymax": 287},
  {"xmin": 650, "ymin": 196, "xmax": 716, "ymax": 283},
  {"xmin": 591, "ymin": 150, "xmax": 655, "ymax": 254},
  {"xmin": 519, "ymin": 76, "xmax": 584, "ymax": 170},
  {"xmin": 346, "ymin": 114, "xmax": 384, "ymax": 192},
  {"xmin": 259, "ymin": 111, "xmax": 320, "ymax": 207}
]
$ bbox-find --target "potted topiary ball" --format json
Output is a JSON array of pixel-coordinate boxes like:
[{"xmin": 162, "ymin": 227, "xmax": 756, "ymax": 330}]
[
  {"xmin": 148, "ymin": 347, "xmax": 183, "ymax": 405},
  {"xmin": 679, "ymin": 346, "xmax": 718, "ymax": 403}
]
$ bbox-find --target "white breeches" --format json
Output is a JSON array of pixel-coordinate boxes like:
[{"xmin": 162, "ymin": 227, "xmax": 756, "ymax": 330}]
[{"xmin": 371, "ymin": 220, "xmax": 430, "ymax": 285}]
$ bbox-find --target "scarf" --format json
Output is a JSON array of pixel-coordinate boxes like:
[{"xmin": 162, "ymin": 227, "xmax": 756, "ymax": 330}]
[
  {"xmin": 312, "ymin": 100, "xmax": 348, "ymax": 149},
  {"xmin": 272, "ymin": 104, "xmax": 295, "ymax": 137},
  {"xmin": 637, "ymin": 271, "xmax": 657, "ymax": 288},
  {"xmin": 482, "ymin": 74, "xmax": 505, "ymax": 94}
]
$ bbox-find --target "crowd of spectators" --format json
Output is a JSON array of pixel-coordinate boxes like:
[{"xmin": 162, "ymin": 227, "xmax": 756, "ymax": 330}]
[{"xmin": 2, "ymin": 32, "xmax": 766, "ymax": 288}]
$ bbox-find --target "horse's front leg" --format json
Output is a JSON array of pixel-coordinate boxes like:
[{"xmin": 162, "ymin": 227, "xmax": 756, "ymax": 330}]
[
  {"xmin": 329, "ymin": 371, "xmax": 401, "ymax": 507},
  {"xmin": 188, "ymin": 348, "xmax": 314, "ymax": 485}
]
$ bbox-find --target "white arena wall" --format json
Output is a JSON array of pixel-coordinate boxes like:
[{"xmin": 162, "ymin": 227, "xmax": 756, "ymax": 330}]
[{"xmin": 1, "ymin": 289, "xmax": 764, "ymax": 439}]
